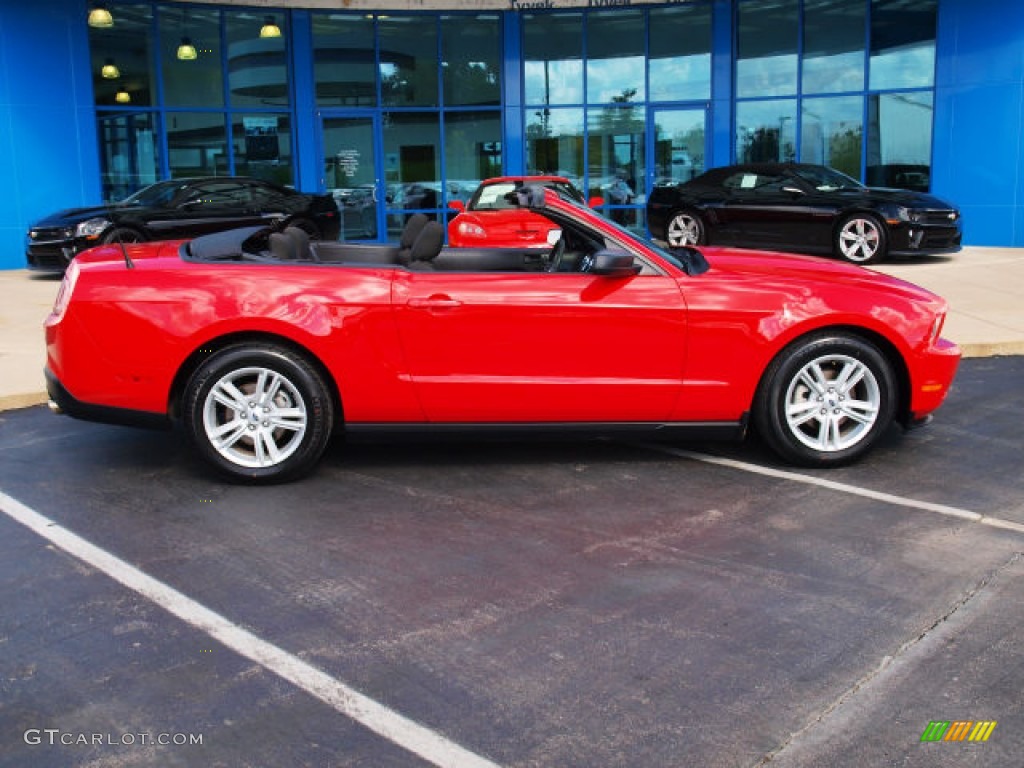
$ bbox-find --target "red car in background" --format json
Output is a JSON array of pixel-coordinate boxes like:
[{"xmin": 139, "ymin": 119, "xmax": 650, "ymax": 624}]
[
  {"xmin": 45, "ymin": 186, "xmax": 960, "ymax": 483},
  {"xmin": 447, "ymin": 176, "xmax": 601, "ymax": 247}
]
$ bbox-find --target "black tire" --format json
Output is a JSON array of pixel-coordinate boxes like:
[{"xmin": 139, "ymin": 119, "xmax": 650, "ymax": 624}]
[
  {"xmin": 183, "ymin": 344, "xmax": 334, "ymax": 483},
  {"xmin": 754, "ymin": 333, "xmax": 897, "ymax": 467},
  {"xmin": 101, "ymin": 227, "xmax": 145, "ymax": 244},
  {"xmin": 665, "ymin": 209, "xmax": 705, "ymax": 247},
  {"xmin": 834, "ymin": 213, "xmax": 887, "ymax": 264}
]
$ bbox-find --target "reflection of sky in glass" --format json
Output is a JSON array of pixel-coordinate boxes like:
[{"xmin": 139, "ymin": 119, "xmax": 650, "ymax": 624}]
[
  {"xmin": 587, "ymin": 57, "xmax": 645, "ymax": 103},
  {"xmin": 869, "ymin": 45, "xmax": 935, "ymax": 89},
  {"xmin": 526, "ymin": 107, "xmax": 584, "ymax": 138},
  {"xmin": 803, "ymin": 51, "xmax": 864, "ymax": 94},
  {"xmin": 871, "ymin": 92, "xmax": 933, "ymax": 165},
  {"xmin": 737, "ymin": 54, "xmax": 798, "ymax": 98},
  {"xmin": 524, "ymin": 60, "xmax": 583, "ymax": 105},
  {"xmin": 649, "ymin": 54, "xmax": 711, "ymax": 102}
]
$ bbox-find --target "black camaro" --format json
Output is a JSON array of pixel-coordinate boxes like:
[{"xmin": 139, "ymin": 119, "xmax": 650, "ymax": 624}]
[
  {"xmin": 26, "ymin": 177, "xmax": 340, "ymax": 273},
  {"xmin": 647, "ymin": 163, "xmax": 962, "ymax": 264}
]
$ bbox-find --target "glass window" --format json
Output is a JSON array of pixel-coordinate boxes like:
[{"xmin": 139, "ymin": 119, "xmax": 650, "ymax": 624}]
[
  {"xmin": 225, "ymin": 10, "xmax": 289, "ymax": 108},
  {"xmin": 90, "ymin": 4, "xmax": 155, "ymax": 107},
  {"xmin": 523, "ymin": 14, "xmax": 583, "ymax": 105},
  {"xmin": 379, "ymin": 17, "xmax": 438, "ymax": 107},
  {"xmin": 167, "ymin": 112, "xmax": 228, "ymax": 177},
  {"xmin": 313, "ymin": 14, "xmax": 376, "ymax": 107},
  {"xmin": 587, "ymin": 105, "xmax": 645, "ymax": 213},
  {"xmin": 802, "ymin": 0, "xmax": 866, "ymax": 94},
  {"xmin": 801, "ymin": 96, "xmax": 863, "ymax": 178},
  {"xmin": 736, "ymin": 0, "xmax": 799, "ymax": 98},
  {"xmin": 587, "ymin": 11, "xmax": 645, "ymax": 103},
  {"xmin": 525, "ymin": 107, "xmax": 584, "ymax": 181},
  {"xmin": 232, "ymin": 114, "xmax": 292, "ymax": 186},
  {"xmin": 442, "ymin": 15, "xmax": 501, "ymax": 107},
  {"xmin": 869, "ymin": 0, "xmax": 937, "ymax": 90},
  {"xmin": 444, "ymin": 112, "xmax": 501, "ymax": 205},
  {"xmin": 648, "ymin": 5, "xmax": 712, "ymax": 103},
  {"xmin": 736, "ymin": 100, "xmax": 798, "ymax": 163},
  {"xmin": 866, "ymin": 92, "xmax": 933, "ymax": 190},
  {"xmin": 160, "ymin": 5, "xmax": 223, "ymax": 108},
  {"xmin": 384, "ymin": 113, "xmax": 441, "ymax": 216},
  {"xmin": 96, "ymin": 113, "xmax": 160, "ymax": 201}
]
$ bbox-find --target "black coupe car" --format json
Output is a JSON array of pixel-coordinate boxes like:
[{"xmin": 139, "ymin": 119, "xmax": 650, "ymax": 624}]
[
  {"xmin": 647, "ymin": 163, "xmax": 962, "ymax": 264},
  {"xmin": 26, "ymin": 177, "xmax": 340, "ymax": 272}
]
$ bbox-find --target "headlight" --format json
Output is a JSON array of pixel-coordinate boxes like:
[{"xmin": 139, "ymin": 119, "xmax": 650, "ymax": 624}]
[
  {"xmin": 75, "ymin": 217, "xmax": 111, "ymax": 239},
  {"xmin": 928, "ymin": 311, "xmax": 946, "ymax": 345}
]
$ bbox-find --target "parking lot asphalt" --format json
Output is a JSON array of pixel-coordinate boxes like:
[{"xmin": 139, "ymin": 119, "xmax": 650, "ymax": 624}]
[
  {"xmin": 2, "ymin": 245, "xmax": 1024, "ymax": 410},
  {"xmin": 1, "ymin": 356, "xmax": 1022, "ymax": 767}
]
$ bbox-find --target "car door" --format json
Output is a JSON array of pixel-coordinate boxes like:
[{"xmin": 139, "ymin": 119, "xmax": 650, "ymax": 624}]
[
  {"xmin": 391, "ymin": 268, "xmax": 688, "ymax": 423},
  {"xmin": 719, "ymin": 171, "xmax": 820, "ymax": 248}
]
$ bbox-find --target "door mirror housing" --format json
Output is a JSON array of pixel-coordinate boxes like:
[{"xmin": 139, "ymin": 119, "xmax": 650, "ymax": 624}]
[
  {"xmin": 448, "ymin": 199, "xmax": 465, "ymax": 213},
  {"xmin": 591, "ymin": 249, "xmax": 641, "ymax": 277}
]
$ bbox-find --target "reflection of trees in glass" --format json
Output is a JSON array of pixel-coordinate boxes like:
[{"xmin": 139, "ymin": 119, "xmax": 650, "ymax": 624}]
[
  {"xmin": 741, "ymin": 127, "xmax": 779, "ymax": 163},
  {"xmin": 828, "ymin": 127, "xmax": 862, "ymax": 177},
  {"xmin": 443, "ymin": 61, "xmax": 499, "ymax": 106}
]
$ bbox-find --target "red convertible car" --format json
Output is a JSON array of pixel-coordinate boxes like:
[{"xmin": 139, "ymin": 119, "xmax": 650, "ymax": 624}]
[
  {"xmin": 447, "ymin": 175, "xmax": 600, "ymax": 247},
  {"xmin": 45, "ymin": 186, "xmax": 960, "ymax": 482}
]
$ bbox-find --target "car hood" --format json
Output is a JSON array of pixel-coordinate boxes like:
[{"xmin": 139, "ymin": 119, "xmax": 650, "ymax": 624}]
[
  {"xmin": 698, "ymin": 246, "xmax": 941, "ymax": 302},
  {"xmin": 31, "ymin": 204, "xmax": 135, "ymax": 227},
  {"xmin": 838, "ymin": 186, "xmax": 954, "ymax": 209}
]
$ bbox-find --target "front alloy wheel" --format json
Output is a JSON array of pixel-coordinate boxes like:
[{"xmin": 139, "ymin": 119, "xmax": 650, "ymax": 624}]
[
  {"xmin": 755, "ymin": 334, "xmax": 896, "ymax": 467},
  {"xmin": 836, "ymin": 215, "xmax": 886, "ymax": 263},
  {"xmin": 666, "ymin": 210, "xmax": 704, "ymax": 247},
  {"xmin": 184, "ymin": 344, "xmax": 333, "ymax": 482}
]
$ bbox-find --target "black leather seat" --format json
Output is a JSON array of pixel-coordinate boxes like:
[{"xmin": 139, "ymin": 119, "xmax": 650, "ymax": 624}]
[
  {"xmin": 397, "ymin": 213, "xmax": 429, "ymax": 265},
  {"xmin": 283, "ymin": 226, "xmax": 313, "ymax": 260},
  {"xmin": 406, "ymin": 221, "xmax": 445, "ymax": 270},
  {"xmin": 268, "ymin": 231, "xmax": 297, "ymax": 260}
]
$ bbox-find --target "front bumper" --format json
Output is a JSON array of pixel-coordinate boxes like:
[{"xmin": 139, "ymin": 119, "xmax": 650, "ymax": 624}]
[
  {"xmin": 26, "ymin": 235, "xmax": 90, "ymax": 272},
  {"xmin": 889, "ymin": 222, "xmax": 962, "ymax": 257},
  {"xmin": 906, "ymin": 337, "xmax": 961, "ymax": 422}
]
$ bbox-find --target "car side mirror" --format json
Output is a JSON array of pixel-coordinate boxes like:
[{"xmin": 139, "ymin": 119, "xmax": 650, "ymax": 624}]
[
  {"xmin": 588, "ymin": 196, "xmax": 604, "ymax": 208},
  {"xmin": 782, "ymin": 186, "xmax": 805, "ymax": 196},
  {"xmin": 448, "ymin": 200, "xmax": 465, "ymax": 213},
  {"xmin": 591, "ymin": 249, "xmax": 641, "ymax": 277}
]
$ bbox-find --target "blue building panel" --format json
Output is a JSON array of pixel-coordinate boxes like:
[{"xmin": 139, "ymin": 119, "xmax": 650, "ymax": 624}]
[{"xmin": 3, "ymin": 0, "xmax": 1024, "ymax": 268}]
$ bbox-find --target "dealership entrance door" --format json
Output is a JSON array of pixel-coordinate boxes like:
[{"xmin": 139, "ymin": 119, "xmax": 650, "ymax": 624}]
[
  {"xmin": 320, "ymin": 114, "xmax": 382, "ymax": 242},
  {"xmin": 650, "ymin": 107, "xmax": 708, "ymax": 191}
]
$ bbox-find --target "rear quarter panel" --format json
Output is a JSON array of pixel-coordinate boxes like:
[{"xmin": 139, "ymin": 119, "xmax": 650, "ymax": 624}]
[{"xmin": 49, "ymin": 249, "xmax": 419, "ymax": 421}]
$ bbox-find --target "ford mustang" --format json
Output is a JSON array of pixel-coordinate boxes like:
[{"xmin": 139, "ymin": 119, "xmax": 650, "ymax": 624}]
[{"xmin": 45, "ymin": 186, "xmax": 960, "ymax": 482}]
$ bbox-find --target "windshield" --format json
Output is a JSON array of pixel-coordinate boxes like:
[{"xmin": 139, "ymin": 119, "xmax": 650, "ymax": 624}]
[
  {"xmin": 792, "ymin": 166, "xmax": 864, "ymax": 192},
  {"xmin": 470, "ymin": 179, "xmax": 585, "ymax": 210},
  {"xmin": 119, "ymin": 180, "xmax": 189, "ymax": 207}
]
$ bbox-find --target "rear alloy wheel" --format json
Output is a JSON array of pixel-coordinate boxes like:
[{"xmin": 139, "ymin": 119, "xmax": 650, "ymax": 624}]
[
  {"xmin": 666, "ymin": 210, "xmax": 705, "ymax": 247},
  {"xmin": 755, "ymin": 334, "xmax": 896, "ymax": 467},
  {"xmin": 835, "ymin": 214, "xmax": 887, "ymax": 264},
  {"xmin": 184, "ymin": 344, "xmax": 333, "ymax": 482}
]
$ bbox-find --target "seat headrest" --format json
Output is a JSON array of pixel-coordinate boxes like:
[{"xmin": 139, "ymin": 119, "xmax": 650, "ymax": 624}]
[
  {"xmin": 409, "ymin": 221, "xmax": 445, "ymax": 263},
  {"xmin": 268, "ymin": 231, "xmax": 297, "ymax": 260},
  {"xmin": 283, "ymin": 226, "xmax": 312, "ymax": 260},
  {"xmin": 400, "ymin": 213, "xmax": 429, "ymax": 249}
]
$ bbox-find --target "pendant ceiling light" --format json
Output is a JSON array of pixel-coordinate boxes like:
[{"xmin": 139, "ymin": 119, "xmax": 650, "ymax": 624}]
[
  {"xmin": 115, "ymin": 88, "xmax": 131, "ymax": 104},
  {"xmin": 259, "ymin": 16, "xmax": 282, "ymax": 38},
  {"xmin": 101, "ymin": 58, "xmax": 120, "ymax": 79},
  {"xmin": 177, "ymin": 37, "xmax": 198, "ymax": 61},
  {"xmin": 88, "ymin": 5, "xmax": 114, "ymax": 28}
]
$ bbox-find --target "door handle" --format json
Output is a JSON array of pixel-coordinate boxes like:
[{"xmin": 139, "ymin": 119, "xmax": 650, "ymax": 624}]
[{"xmin": 407, "ymin": 294, "xmax": 462, "ymax": 309}]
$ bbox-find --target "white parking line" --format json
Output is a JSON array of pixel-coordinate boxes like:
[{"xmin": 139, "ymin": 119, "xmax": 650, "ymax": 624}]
[
  {"xmin": 641, "ymin": 445, "xmax": 1024, "ymax": 535},
  {"xmin": 0, "ymin": 490, "xmax": 502, "ymax": 768}
]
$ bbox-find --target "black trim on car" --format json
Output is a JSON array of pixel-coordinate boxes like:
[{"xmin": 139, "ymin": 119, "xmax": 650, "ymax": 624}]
[{"xmin": 46, "ymin": 368, "xmax": 171, "ymax": 430}]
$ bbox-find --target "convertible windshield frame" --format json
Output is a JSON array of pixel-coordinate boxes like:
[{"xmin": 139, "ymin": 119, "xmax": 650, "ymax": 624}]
[{"xmin": 791, "ymin": 165, "xmax": 864, "ymax": 192}]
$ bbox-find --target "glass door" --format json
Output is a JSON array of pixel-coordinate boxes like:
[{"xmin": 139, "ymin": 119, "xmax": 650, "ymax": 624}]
[
  {"xmin": 650, "ymin": 107, "xmax": 708, "ymax": 189},
  {"xmin": 321, "ymin": 114, "xmax": 381, "ymax": 241}
]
